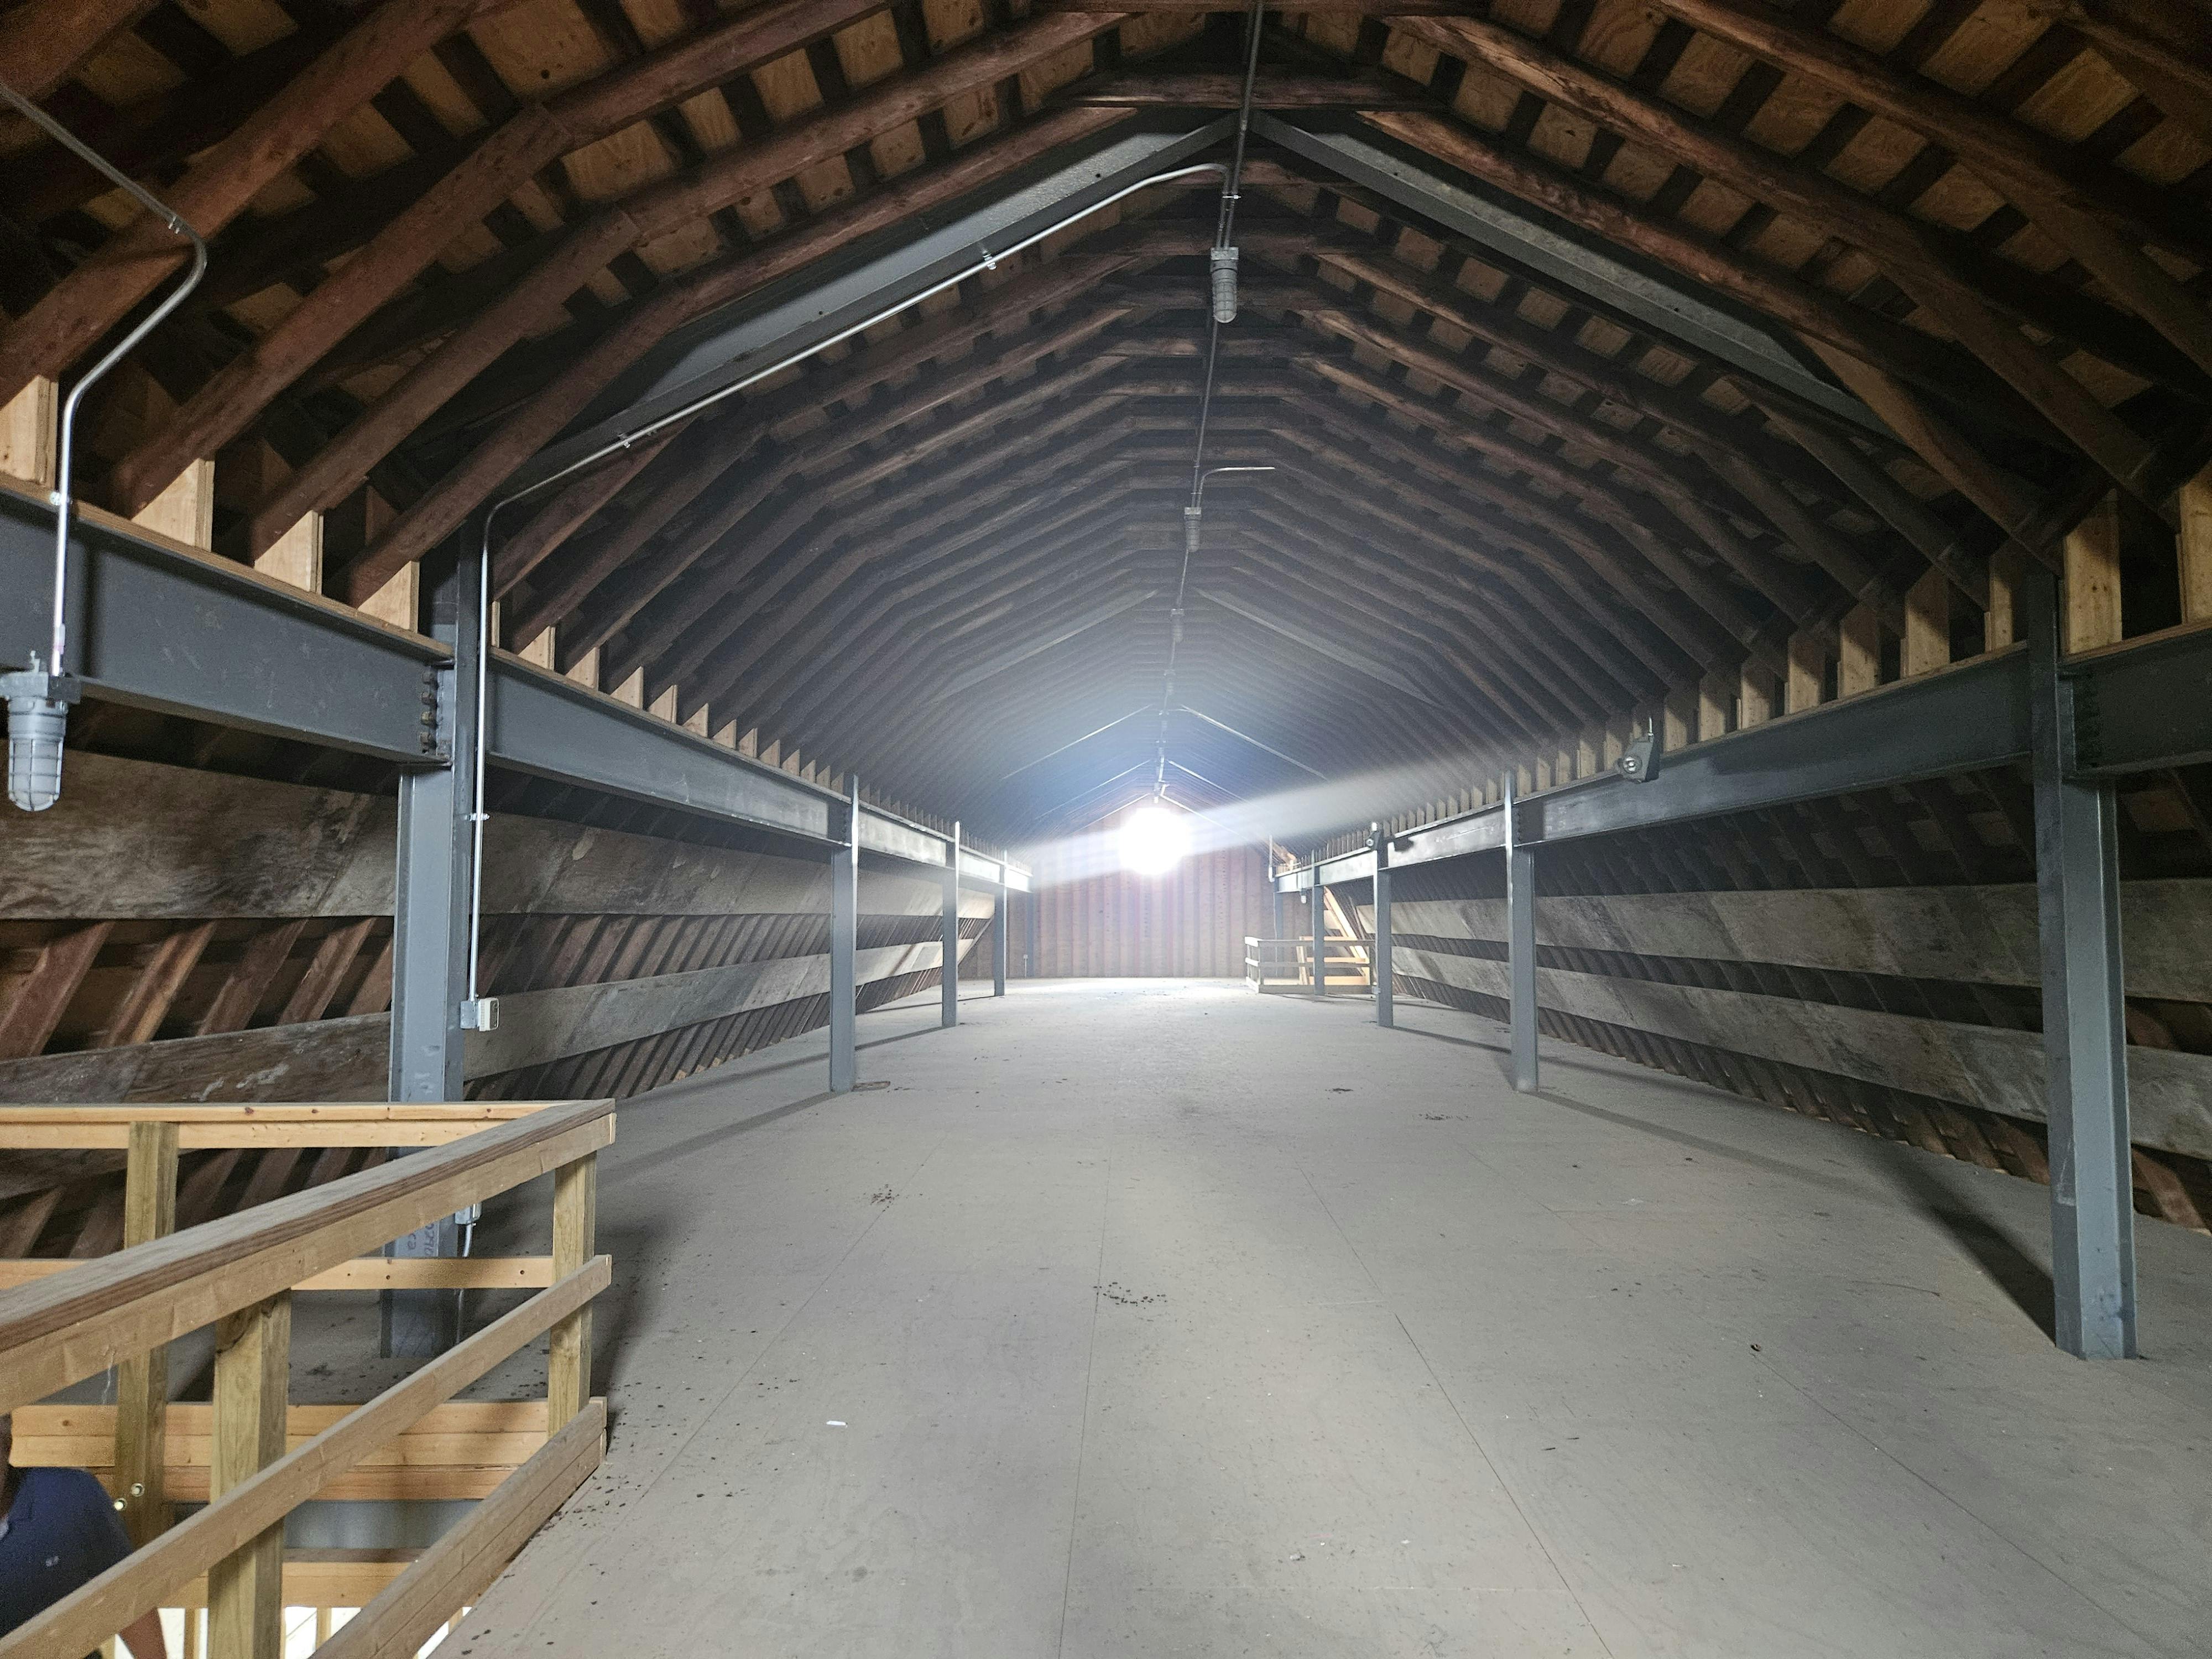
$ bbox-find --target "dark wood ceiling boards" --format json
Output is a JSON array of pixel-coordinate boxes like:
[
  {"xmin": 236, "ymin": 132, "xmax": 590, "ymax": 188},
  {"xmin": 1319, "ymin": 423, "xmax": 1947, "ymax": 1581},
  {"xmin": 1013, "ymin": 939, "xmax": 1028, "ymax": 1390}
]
[{"xmin": 3, "ymin": 0, "xmax": 2210, "ymax": 841}]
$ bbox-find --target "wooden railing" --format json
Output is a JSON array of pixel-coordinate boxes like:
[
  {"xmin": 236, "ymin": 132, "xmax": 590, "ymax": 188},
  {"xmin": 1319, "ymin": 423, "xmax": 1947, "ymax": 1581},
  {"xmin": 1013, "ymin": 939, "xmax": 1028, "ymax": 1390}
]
[
  {"xmin": 0, "ymin": 1098, "xmax": 615, "ymax": 1659},
  {"xmin": 1244, "ymin": 938, "xmax": 1372, "ymax": 994}
]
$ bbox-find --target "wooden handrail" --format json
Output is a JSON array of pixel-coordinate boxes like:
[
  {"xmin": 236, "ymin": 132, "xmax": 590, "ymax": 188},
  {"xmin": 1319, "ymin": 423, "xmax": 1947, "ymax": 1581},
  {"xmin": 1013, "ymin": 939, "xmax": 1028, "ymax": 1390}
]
[
  {"xmin": 0, "ymin": 1096, "xmax": 615, "ymax": 1659},
  {"xmin": 0, "ymin": 1095, "xmax": 614, "ymax": 1411},
  {"xmin": 0, "ymin": 1102, "xmax": 559, "ymax": 1150},
  {"xmin": 0, "ymin": 1256, "xmax": 556, "ymax": 1291},
  {"xmin": 0, "ymin": 1259, "xmax": 609, "ymax": 1659}
]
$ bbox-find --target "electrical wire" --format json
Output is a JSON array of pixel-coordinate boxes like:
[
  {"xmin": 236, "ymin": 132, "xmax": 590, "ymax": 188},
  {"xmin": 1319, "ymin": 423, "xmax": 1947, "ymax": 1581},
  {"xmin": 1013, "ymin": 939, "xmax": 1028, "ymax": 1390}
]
[
  {"xmin": 1152, "ymin": 0, "xmax": 1269, "ymax": 802},
  {"xmin": 0, "ymin": 77, "xmax": 205, "ymax": 815},
  {"xmin": 462, "ymin": 159, "xmax": 1232, "ymax": 1020}
]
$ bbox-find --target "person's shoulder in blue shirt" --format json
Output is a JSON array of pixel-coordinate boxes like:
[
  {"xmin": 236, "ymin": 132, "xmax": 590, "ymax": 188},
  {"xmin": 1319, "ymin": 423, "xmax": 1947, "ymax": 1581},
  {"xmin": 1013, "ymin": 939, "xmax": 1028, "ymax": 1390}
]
[{"xmin": 0, "ymin": 1413, "xmax": 168, "ymax": 1659}]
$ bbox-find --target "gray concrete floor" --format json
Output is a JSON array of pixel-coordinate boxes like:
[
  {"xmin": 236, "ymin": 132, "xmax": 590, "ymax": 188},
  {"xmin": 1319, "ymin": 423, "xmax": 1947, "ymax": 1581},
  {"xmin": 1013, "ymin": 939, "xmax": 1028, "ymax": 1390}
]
[{"xmin": 443, "ymin": 980, "xmax": 2212, "ymax": 1658}]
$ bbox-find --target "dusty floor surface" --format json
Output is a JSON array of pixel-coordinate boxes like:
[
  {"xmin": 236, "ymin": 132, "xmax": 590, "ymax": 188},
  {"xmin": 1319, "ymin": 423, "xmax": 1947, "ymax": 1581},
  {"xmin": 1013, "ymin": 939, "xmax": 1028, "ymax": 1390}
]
[{"xmin": 436, "ymin": 979, "xmax": 2212, "ymax": 1658}]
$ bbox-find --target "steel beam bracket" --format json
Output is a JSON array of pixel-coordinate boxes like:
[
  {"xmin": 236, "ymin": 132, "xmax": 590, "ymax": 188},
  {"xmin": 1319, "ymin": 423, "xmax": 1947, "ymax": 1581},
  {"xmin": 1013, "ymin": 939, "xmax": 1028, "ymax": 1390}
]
[
  {"xmin": 1619, "ymin": 724, "xmax": 1658, "ymax": 783},
  {"xmin": 2066, "ymin": 661, "xmax": 2104, "ymax": 773},
  {"xmin": 418, "ymin": 663, "xmax": 451, "ymax": 761}
]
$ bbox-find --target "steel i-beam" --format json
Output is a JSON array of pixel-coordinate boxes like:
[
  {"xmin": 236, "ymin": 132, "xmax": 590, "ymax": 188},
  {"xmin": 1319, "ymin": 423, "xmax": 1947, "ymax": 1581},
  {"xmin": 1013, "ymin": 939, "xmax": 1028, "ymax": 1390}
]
[
  {"xmin": 2026, "ymin": 573, "xmax": 2137, "ymax": 1358},
  {"xmin": 993, "ymin": 881, "xmax": 1008, "ymax": 998},
  {"xmin": 1504, "ymin": 778, "xmax": 1539, "ymax": 1094},
  {"xmin": 1373, "ymin": 826, "xmax": 1394, "ymax": 1029},
  {"xmin": 382, "ymin": 556, "xmax": 478, "ymax": 1357},
  {"xmin": 1311, "ymin": 854, "xmax": 1327, "ymax": 1000},
  {"xmin": 830, "ymin": 779, "xmax": 859, "ymax": 1094},
  {"xmin": 943, "ymin": 821, "xmax": 962, "ymax": 1029}
]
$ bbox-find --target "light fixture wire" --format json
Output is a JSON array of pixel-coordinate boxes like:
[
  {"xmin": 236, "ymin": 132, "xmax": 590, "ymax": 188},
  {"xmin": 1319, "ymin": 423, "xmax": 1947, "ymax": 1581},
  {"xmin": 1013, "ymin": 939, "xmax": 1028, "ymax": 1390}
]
[
  {"xmin": 462, "ymin": 159, "xmax": 1233, "ymax": 1022},
  {"xmin": 1152, "ymin": 0, "xmax": 1270, "ymax": 805}
]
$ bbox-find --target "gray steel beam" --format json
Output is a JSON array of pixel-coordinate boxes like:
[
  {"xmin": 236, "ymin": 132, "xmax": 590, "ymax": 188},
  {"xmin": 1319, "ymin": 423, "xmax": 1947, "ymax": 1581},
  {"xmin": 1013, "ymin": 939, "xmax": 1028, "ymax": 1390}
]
[
  {"xmin": 2028, "ymin": 575, "xmax": 2137, "ymax": 1358},
  {"xmin": 2068, "ymin": 620, "xmax": 2212, "ymax": 776},
  {"xmin": 1373, "ymin": 828, "xmax": 1393, "ymax": 1029},
  {"xmin": 1250, "ymin": 114, "xmax": 1888, "ymax": 440},
  {"xmin": 1, "ymin": 484, "xmax": 444, "ymax": 766},
  {"xmin": 943, "ymin": 821, "xmax": 962, "ymax": 1029},
  {"xmin": 1277, "ymin": 646, "xmax": 2048, "ymax": 892},
  {"xmin": 1504, "ymin": 777, "xmax": 1538, "ymax": 1093},
  {"xmin": 1311, "ymin": 853, "xmax": 1326, "ymax": 1000},
  {"xmin": 3, "ymin": 487, "xmax": 1022, "ymax": 883},
  {"xmin": 993, "ymin": 883, "xmax": 1008, "ymax": 998},
  {"xmin": 859, "ymin": 808, "xmax": 946, "ymax": 867},
  {"xmin": 383, "ymin": 557, "xmax": 477, "ymax": 1358},
  {"xmin": 489, "ymin": 660, "xmax": 836, "ymax": 843},
  {"xmin": 830, "ymin": 778, "xmax": 859, "ymax": 1094}
]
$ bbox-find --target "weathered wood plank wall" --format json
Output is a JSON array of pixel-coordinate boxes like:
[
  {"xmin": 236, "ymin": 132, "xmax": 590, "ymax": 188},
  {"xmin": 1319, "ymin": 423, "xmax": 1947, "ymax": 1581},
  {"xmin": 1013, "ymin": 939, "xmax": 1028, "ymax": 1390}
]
[{"xmin": 1358, "ymin": 761, "xmax": 2212, "ymax": 1231}]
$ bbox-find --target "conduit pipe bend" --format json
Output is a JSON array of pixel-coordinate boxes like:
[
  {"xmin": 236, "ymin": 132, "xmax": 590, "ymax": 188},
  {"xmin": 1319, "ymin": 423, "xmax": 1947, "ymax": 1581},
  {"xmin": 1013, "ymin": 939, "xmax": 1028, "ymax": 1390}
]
[{"xmin": 0, "ymin": 78, "xmax": 206, "ymax": 813}]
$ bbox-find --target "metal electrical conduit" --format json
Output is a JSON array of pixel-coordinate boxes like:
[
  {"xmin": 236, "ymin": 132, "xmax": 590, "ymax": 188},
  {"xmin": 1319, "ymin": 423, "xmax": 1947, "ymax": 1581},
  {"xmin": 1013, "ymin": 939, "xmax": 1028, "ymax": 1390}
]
[
  {"xmin": 0, "ymin": 77, "xmax": 207, "ymax": 813},
  {"xmin": 458, "ymin": 158, "xmax": 1234, "ymax": 1028}
]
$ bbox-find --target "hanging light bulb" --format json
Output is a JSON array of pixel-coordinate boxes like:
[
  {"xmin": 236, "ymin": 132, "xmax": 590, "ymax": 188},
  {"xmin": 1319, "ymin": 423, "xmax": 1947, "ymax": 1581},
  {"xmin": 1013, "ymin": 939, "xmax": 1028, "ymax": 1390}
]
[
  {"xmin": 1120, "ymin": 802, "xmax": 1192, "ymax": 876},
  {"xmin": 1209, "ymin": 245, "xmax": 1239, "ymax": 324}
]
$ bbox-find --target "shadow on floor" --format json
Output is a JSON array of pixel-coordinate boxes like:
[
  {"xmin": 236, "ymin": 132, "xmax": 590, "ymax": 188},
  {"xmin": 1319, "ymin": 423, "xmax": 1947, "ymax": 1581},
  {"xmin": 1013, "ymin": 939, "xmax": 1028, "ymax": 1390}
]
[
  {"xmin": 589, "ymin": 1215, "xmax": 679, "ymax": 1411},
  {"xmin": 1532, "ymin": 1087, "xmax": 1893, "ymax": 1204},
  {"xmin": 625, "ymin": 1015, "xmax": 951, "ymax": 1105},
  {"xmin": 602, "ymin": 1091, "xmax": 838, "ymax": 1187},
  {"xmin": 1880, "ymin": 1150, "xmax": 2055, "ymax": 1337},
  {"xmin": 1396, "ymin": 1014, "xmax": 2058, "ymax": 1335},
  {"xmin": 1391, "ymin": 1015, "xmax": 1907, "ymax": 1206}
]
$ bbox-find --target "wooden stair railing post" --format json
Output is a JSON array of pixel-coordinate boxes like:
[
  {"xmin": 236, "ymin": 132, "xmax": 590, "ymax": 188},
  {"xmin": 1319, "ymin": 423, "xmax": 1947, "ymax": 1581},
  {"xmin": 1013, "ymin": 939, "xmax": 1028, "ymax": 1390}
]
[
  {"xmin": 113, "ymin": 1120, "xmax": 179, "ymax": 1547},
  {"xmin": 207, "ymin": 1291, "xmax": 291, "ymax": 1659},
  {"xmin": 547, "ymin": 1154, "xmax": 597, "ymax": 1431}
]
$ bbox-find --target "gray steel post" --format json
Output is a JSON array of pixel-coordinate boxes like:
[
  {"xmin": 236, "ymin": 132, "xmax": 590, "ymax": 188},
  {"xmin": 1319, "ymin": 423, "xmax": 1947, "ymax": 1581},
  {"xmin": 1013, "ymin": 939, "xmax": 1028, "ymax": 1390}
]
[
  {"xmin": 1373, "ymin": 826, "xmax": 1393, "ymax": 1028},
  {"xmin": 1025, "ymin": 886, "xmax": 1040, "ymax": 978},
  {"xmin": 993, "ymin": 881, "xmax": 1008, "ymax": 997},
  {"xmin": 1504, "ymin": 778, "xmax": 1538, "ymax": 1093},
  {"xmin": 383, "ymin": 555, "xmax": 478, "ymax": 1355},
  {"xmin": 829, "ymin": 778, "xmax": 858, "ymax": 1094},
  {"xmin": 1311, "ymin": 854, "xmax": 1326, "ymax": 999},
  {"xmin": 2026, "ymin": 572, "xmax": 2136, "ymax": 1358},
  {"xmin": 943, "ymin": 821, "xmax": 961, "ymax": 1027}
]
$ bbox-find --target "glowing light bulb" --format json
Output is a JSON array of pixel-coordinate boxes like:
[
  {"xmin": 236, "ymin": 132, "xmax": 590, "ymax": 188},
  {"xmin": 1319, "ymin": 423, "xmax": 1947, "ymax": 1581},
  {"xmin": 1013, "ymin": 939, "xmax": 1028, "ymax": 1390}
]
[{"xmin": 1119, "ymin": 802, "xmax": 1191, "ymax": 875}]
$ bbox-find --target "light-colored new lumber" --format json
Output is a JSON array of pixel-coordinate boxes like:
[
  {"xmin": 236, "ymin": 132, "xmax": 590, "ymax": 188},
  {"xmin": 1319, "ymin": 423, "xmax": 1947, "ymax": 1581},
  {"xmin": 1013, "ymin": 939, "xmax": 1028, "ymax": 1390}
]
[
  {"xmin": 0, "ymin": 1100, "xmax": 614, "ymax": 1412},
  {"xmin": 0, "ymin": 1259, "xmax": 608, "ymax": 1659},
  {"xmin": 113, "ymin": 1120, "xmax": 178, "ymax": 1547},
  {"xmin": 207, "ymin": 1291, "xmax": 290, "ymax": 1659}
]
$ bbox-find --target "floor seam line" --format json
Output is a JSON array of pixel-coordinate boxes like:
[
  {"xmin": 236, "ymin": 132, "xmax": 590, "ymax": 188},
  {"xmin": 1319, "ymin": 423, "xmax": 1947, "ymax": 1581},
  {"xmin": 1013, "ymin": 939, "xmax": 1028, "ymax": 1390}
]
[
  {"xmin": 1055, "ymin": 1149, "xmax": 1112, "ymax": 1659},
  {"xmin": 1298, "ymin": 1164, "xmax": 1621, "ymax": 1657}
]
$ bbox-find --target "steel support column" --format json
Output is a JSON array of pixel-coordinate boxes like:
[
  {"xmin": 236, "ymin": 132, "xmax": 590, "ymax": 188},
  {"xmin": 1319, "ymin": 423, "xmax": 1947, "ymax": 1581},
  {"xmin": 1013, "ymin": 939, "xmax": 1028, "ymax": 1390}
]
[
  {"xmin": 1311, "ymin": 855, "xmax": 1326, "ymax": 999},
  {"xmin": 1025, "ymin": 887, "xmax": 1040, "ymax": 979},
  {"xmin": 993, "ymin": 882, "xmax": 1008, "ymax": 997},
  {"xmin": 382, "ymin": 555, "xmax": 478, "ymax": 1357},
  {"xmin": 1504, "ymin": 779, "xmax": 1539, "ymax": 1093},
  {"xmin": 829, "ymin": 778, "xmax": 859, "ymax": 1094},
  {"xmin": 1373, "ymin": 826, "xmax": 1394, "ymax": 1029},
  {"xmin": 942, "ymin": 821, "xmax": 962, "ymax": 1028},
  {"xmin": 2026, "ymin": 572, "xmax": 2137, "ymax": 1358}
]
